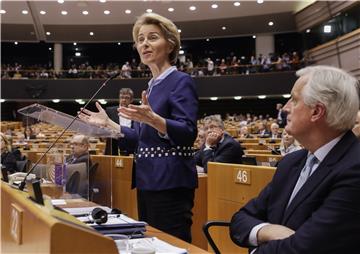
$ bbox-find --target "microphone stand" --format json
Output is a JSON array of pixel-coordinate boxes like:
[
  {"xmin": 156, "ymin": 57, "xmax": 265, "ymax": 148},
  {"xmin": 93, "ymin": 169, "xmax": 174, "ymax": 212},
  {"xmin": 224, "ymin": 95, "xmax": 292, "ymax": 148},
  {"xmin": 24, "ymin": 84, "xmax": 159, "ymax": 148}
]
[{"xmin": 18, "ymin": 72, "xmax": 120, "ymax": 191}]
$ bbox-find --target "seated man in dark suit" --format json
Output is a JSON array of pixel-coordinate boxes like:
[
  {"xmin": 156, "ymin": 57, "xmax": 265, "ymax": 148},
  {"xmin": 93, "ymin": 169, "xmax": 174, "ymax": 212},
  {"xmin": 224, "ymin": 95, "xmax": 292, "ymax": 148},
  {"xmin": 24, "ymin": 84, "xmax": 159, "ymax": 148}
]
[
  {"xmin": 195, "ymin": 115, "xmax": 244, "ymax": 173},
  {"xmin": 269, "ymin": 122, "xmax": 282, "ymax": 140},
  {"xmin": 257, "ymin": 122, "xmax": 270, "ymax": 138},
  {"xmin": 105, "ymin": 88, "xmax": 134, "ymax": 155},
  {"xmin": 230, "ymin": 65, "xmax": 360, "ymax": 253},
  {"xmin": 66, "ymin": 134, "xmax": 92, "ymax": 167}
]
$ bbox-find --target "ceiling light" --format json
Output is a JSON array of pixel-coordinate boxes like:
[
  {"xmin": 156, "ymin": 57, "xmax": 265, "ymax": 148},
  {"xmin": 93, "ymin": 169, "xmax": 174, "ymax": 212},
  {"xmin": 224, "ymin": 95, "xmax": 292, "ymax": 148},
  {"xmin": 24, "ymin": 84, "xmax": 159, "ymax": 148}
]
[
  {"xmin": 14, "ymin": 41, "xmax": 18, "ymax": 45},
  {"xmin": 306, "ymin": 29, "xmax": 311, "ymax": 33},
  {"xmin": 0, "ymin": 99, "xmax": 6, "ymax": 103},
  {"xmin": 61, "ymin": 10, "xmax": 68, "ymax": 15},
  {"xmin": 168, "ymin": 7, "xmax": 174, "ymax": 12},
  {"xmin": 98, "ymin": 99, "xmax": 107, "ymax": 105},
  {"xmin": 46, "ymin": 32, "xmax": 51, "ymax": 35},
  {"xmin": 222, "ymin": 26, "xmax": 226, "ymax": 30},
  {"xmin": 324, "ymin": 25, "xmax": 331, "ymax": 33},
  {"xmin": 0, "ymin": 10, "xmax": 6, "ymax": 14},
  {"xmin": 241, "ymin": 56, "xmax": 245, "ymax": 60},
  {"xmin": 210, "ymin": 97, "xmax": 218, "ymax": 101},
  {"xmin": 75, "ymin": 99, "xmax": 85, "ymax": 105},
  {"xmin": 282, "ymin": 94, "xmax": 291, "ymax": 98},
  {"xmin": 258, "ymin": 95, "xmax": 266, "ymax": 99},
  {"xmin": 211, "ymin": 4, "xmax": 218, "ymax": 9},
  {"xmin": 73, "ymin": 42, "xmax": 77, "ymax": 45},
  {"xmin": 206, "ymin": 38, "xmax": 210, "ymax": 41},
  {"xmin": 189, "ymin": 6, "xmax": 196, "ymax": 11},
  {"xmin": 268, "ymin": 21, "xmax": 274, "ymax": 26},
  {"xmin": 22, "ymin": 10, "xmax": 28, "ymax": 15},
  {"xmin": 146, "ymin": 9, "xmax": 153, "ymax": 13},
  {"xmin": 89, "ymin": 32, "xmax": 94, "ymax": 36},
  {"xmin": 117, "ymin": 42, "xmax": 121, "ymax": 45},
  {"xmin": 82, "ymin": 10, "xmax": 89, "ymax": 15},
  {"xmin": 39, "ymin": 10, "xmax": 46, "ymax": 15},
  {"xmin": 125, "ymin": 9, "xmax": 131, "ymax": 14},
  {"xmin": 178, "ymin": 29, "xmax": 181, "ymax": 33},
  {"xmin": 52, "ymin": 99, "xmax": 60, "ymax": 103},
  {"xmin": 234, "ymin": 2, "xmax": 240, "ymax": 7},
  {"xmin": 234, "ymin": 96, "xmax": 242, "ymax": 100},
  {"xmin": 75, "ymin": 52, "xmax": 81, "ymax": 57},
  {"xmin": 179, "ymin": 50, "xmax": 185, "ymax": 55},
  {"xmin": 58, "ymin": 0, "xmax": 64, "ymax": 4},
  {"xmin": 104, "ymin": 10, "xmax": 110, "ymax": 15},
  {"xmin": 99, "ymin": 0, "xmax": 106, "ymax": 2},
  {"xmin": 252, "ymin": 35, "xmax": 256, "ymax": 39},
  {"xmin": 257, "ymin": 0, "xmax": 264, "ymax": 3},
  {"xmin": 49, "ymin": 47, "xmax": 52, "ymax": 51},
  {"xmin": 75, "ymin": 47, "xmax": 79, "ymax": 51}
]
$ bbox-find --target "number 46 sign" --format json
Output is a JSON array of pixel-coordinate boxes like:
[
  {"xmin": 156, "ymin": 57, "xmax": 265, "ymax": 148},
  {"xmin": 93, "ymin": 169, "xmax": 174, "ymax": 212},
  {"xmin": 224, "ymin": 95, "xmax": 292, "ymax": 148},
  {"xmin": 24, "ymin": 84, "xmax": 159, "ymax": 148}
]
[{"xmin": 235, "ymin": 169, "xmax": 251, "ymax": 185}]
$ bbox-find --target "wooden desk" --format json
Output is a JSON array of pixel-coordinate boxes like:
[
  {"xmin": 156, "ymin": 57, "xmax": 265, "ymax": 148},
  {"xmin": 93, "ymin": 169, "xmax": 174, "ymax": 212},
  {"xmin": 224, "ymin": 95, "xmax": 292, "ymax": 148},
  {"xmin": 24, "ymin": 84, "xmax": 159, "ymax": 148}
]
[{"xmin": 207, "ymin": 162, "xmax": 276, "ymax": 253}]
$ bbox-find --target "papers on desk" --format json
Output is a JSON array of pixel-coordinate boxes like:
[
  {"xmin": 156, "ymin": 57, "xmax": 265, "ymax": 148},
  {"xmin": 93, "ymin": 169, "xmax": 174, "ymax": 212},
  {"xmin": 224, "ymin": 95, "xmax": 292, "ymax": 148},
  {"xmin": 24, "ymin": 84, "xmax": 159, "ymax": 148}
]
[
  {"xmin": 51, "ymin": 199, "xmax": 67, "ymax": 205},
  {"xmin": 115, "ymin": 237, "xmax": 187, "ymax": 254},
  {"xmin": 62, "ymin": 206, "xmax": 112, "ymax": 216}
]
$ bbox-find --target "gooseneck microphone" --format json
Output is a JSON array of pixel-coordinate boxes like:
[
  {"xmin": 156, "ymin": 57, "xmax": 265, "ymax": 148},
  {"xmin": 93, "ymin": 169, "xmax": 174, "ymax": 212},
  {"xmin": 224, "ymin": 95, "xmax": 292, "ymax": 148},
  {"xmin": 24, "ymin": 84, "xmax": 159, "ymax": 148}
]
[
  {"xmin": 259, "ymin": 141, "xmax": 281, "ymax": 155},
  {"xmin": 18, "ymin": 72, "xmax": 120, "ymax": 191}
]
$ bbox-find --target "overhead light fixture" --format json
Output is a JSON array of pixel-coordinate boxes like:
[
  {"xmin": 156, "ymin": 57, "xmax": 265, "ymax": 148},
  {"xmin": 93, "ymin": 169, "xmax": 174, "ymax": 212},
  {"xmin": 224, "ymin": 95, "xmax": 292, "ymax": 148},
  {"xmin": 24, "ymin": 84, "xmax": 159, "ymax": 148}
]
[
  {"xmin": 46, "ymin": 32, "xmax": 51, "ymax": 35},
  {"xmin": 210, "ymin": 97, "xmax": 218, "ymax": 101},
  {"xmin": 49, "ymin": 47, "xmax": 52, "ymax": 51},
  {"xmin": 0, "ymin": 10, "xmax": 6, "ymax": 14},
  {"xmin": 22, "ymin": 10, "xmax": 28, "ymax": 15},
  {"xmin": 82, "ymin": 10, "xmax": 89, "ymax": 15},
  {"xmin": 98, "ymin": 99, "xmax": 107, "ymax": 105},
  {"xmin": 58, "ymin": 0, "xmax": 64, "ymax": 3},
  {"xmin": 14, "ymin": 41, "xmax": 18, "ymax": 45},
  {"xmin": 234, "ymin": 96, "xmax": 242, "ymax": 100},
  {"xmin": 99, "ymin": 0, "xmax": 106, "ymax": 2},
  {"xmin": 179, "ymin": 50, "xmax": 185, "ymax": 55},
  {"xmin": 268, "ymin": 21, "xmax": 274, "ymax": 26},
  {"xmin": 75, "ymin": 99, "xmax": 85, "ymax": 105},
  {"xmin": 168, "ymin": 7, "xmax": 174, "ymax": 12},
  {"xmin": 206, "ymin": 38, "xmax": 210, "ymax": 42},
  {"xmin": 234, "ymin": 2, "xmax": 240, "ymax": 7},
  {"xmin": 73, "ymin": 42, "xmax": 77, "ymax": 45},
  {"xmin": 211, "ymin": 4, "xmax": 218, "ymax": 9},
  {"xmin": 257, "ymin": 0, "xmax": 264, "ymax": 3},
  {"xmin": 178, "ymin": 29, "xmax": 182, "ymax": 33},
  {"xmin": 306, "ymin": 29, "xmax": 311, "ymax": 33},
  {"xmin": 75, "ymin": 47, "xmax": 79, "ymax": 51},
  {"xmin": 324, "ymin": 25, "xmax": 331, "ymax": 33},
  {"xmin": 258, "ymin": 95, "xmax": 266, "ymax": 99},
  {"xmin": 117, "ymin": 42, "xmax": 121, "ymax": 45},
  {"xmin": 241, "ymin": 56, "xmax": 245, "ymax": 60},
  {"xmin": 282, "ymin": 94, "xmax": 291, "ymax": 98},
  {"xmin": 146, "ymin": 9, "xmax": 153, "ymax": 13},
  {"xmin": 104, "ymin": 10, "xmax": 110, "ymax": 15},
  {"xmin": 222, "ymin": 26, "xmax": 226, "ymax": 30},
  {"xmin": 61, "ymin": 10, "xmax": 68, "ymax": 15},
  {"xmin": 189, "ymin": 6, "xmax": 196, "ymax": 11},
  {"xmin": 52, "ymin": 99, "xmax": 60, "ymax": 103},
  {"xmin": 125, "ymin": 9, "xmax": 131, "ymax": 14},
  {"xmin": 252, "ymin": 35, "xmax": 256, "ymax": 39},
  {"xmin": 0, "ymin": 99, "xmax": 6, "ymax": 103},
  {"xmin": 89, "ymin": 32, "xmax": 94, "ymax": 36},
  {"xmin": 40, "ymin": 10, "xmax": 46, "ymax": 15},
  {"xmin": 75, "ymin": 52, "xmax": 81, "ymax": 56}
]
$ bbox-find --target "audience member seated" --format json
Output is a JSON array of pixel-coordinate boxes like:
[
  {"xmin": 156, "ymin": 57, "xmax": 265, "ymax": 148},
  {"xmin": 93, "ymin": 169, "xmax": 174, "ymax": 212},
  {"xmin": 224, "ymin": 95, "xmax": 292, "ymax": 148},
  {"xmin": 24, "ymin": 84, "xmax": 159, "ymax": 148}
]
[
  {"xmin": 195, "ymin": 115, "xmax": 244, "ymax": 173},
  {"xmin": 24, "ymin": 126, "xmax": 36, "ymax": 140},
  {"xmin": 257, "ymin": 122, "xmax": 270, "ymax": 138},
  {"xmin": 353, "ymin": 110, "xmax": 360, "ymax": 139},
  {"xmin": 1, "ymin": 132, "xmax": 17, "ymax": 173},
  {"xmin": 279, "ymin": 129, "xmax": 302, "ymax": 156},
  {"xmin": 269, "ymin": 122, "xmax": 282, "ymax": 140},
  {"xmin": 239, "ymin": 126, "xmax": 253, "ymax": 138},
  {"xmin": 66, "ymin": 134, "xmax": 92, "ymax": 168}
]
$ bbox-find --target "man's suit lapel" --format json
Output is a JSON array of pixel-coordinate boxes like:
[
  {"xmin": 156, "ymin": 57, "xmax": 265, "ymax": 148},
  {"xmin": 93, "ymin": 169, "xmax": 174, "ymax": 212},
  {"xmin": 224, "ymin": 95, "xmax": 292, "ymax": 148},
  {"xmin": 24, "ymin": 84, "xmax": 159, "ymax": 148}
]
[{"xmin": 282, "ymin": 131, "xmax": 356, "ymax": 224}]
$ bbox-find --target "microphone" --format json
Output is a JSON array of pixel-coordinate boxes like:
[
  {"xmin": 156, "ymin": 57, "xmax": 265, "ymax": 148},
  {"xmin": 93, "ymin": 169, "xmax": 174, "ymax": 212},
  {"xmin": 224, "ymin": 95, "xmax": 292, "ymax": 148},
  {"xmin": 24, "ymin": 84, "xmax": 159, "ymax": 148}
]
[
  {"xmin": 259, "ymin": 140, "xmax": 281, "ymax": 155},
  {"xmin": 18, "ymin": 72, "xmax": 119, "ymax": 191}
]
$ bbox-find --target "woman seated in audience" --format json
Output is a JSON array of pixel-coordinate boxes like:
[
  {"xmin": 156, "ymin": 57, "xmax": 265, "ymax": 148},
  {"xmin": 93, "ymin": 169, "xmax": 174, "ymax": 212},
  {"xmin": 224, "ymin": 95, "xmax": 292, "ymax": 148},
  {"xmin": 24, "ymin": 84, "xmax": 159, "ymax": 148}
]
[
  {"xmin": 24, "ymin": 126, "xmax": 36, "ymax": 140},
  {"xmin": 279, "ymin": 129, "xmax": 301, "ymax": 156},
  {"xmin": 1, "ymin": 132, "xmax": 17, "ymax": 173}
]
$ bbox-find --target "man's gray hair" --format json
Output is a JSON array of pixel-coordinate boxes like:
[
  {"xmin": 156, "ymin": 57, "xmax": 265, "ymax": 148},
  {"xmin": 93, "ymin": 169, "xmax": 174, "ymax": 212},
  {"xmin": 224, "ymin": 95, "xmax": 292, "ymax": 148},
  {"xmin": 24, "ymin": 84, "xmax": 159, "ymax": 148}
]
[
  {"xmin": 297, "ymin": 65, "xmax": 359, "ymax": 131},
  {"xmin": 203, "ymin": 115, "xmax": 224, "ymax": 129},
  {"xmin": 119, "ymin": 88, "xmax": 134, "ymax": 98}
]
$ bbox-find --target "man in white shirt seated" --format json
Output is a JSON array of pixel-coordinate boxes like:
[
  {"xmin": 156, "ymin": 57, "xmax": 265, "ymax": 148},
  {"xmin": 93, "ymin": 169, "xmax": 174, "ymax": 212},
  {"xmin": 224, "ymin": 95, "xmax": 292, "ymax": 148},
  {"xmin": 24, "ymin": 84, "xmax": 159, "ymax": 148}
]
[{"xmin": 230, "ymin": 65, "xmax": 360, "ymax": 254}]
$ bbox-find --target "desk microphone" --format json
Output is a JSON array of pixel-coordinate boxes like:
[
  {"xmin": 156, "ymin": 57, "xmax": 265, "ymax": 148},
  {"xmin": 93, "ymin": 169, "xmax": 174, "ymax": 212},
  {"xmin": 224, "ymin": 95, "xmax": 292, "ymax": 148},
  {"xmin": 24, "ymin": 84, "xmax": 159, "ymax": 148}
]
[
  {"xmin": 18, "ymin": 72, "xmax": 120, "ymax": 191},
  {"xmin": 259, "ymin": 141, "xmax": 281, "ymax": 155}
]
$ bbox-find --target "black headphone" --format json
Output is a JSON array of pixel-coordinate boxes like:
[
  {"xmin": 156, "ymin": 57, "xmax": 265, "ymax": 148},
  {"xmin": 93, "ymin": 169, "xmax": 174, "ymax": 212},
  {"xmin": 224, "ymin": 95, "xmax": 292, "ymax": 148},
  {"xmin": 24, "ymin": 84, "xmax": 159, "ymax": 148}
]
[{"xmin": 91, "ymin": 207, "xmax": 122, "ymax": 225}]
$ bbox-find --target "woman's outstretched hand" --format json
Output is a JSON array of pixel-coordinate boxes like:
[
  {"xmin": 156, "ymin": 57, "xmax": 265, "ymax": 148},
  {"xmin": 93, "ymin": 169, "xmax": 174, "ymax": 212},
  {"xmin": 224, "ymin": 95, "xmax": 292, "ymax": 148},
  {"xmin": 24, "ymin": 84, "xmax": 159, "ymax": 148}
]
[{"xmin": 78, "ymin": 101, "xmax": 109, "ymax": 127}]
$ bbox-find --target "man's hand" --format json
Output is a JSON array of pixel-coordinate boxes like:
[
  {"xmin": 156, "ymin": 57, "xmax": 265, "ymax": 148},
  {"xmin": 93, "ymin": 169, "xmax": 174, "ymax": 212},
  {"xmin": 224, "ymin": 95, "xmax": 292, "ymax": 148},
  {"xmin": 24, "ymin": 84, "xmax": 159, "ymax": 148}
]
[
  {"xmin": 205, "ymin": 127, "xmax": 223, "ymax": 147},
  {"xmin": 257, "ymin": 224, "xmax": 295, "ymax": 244}
]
